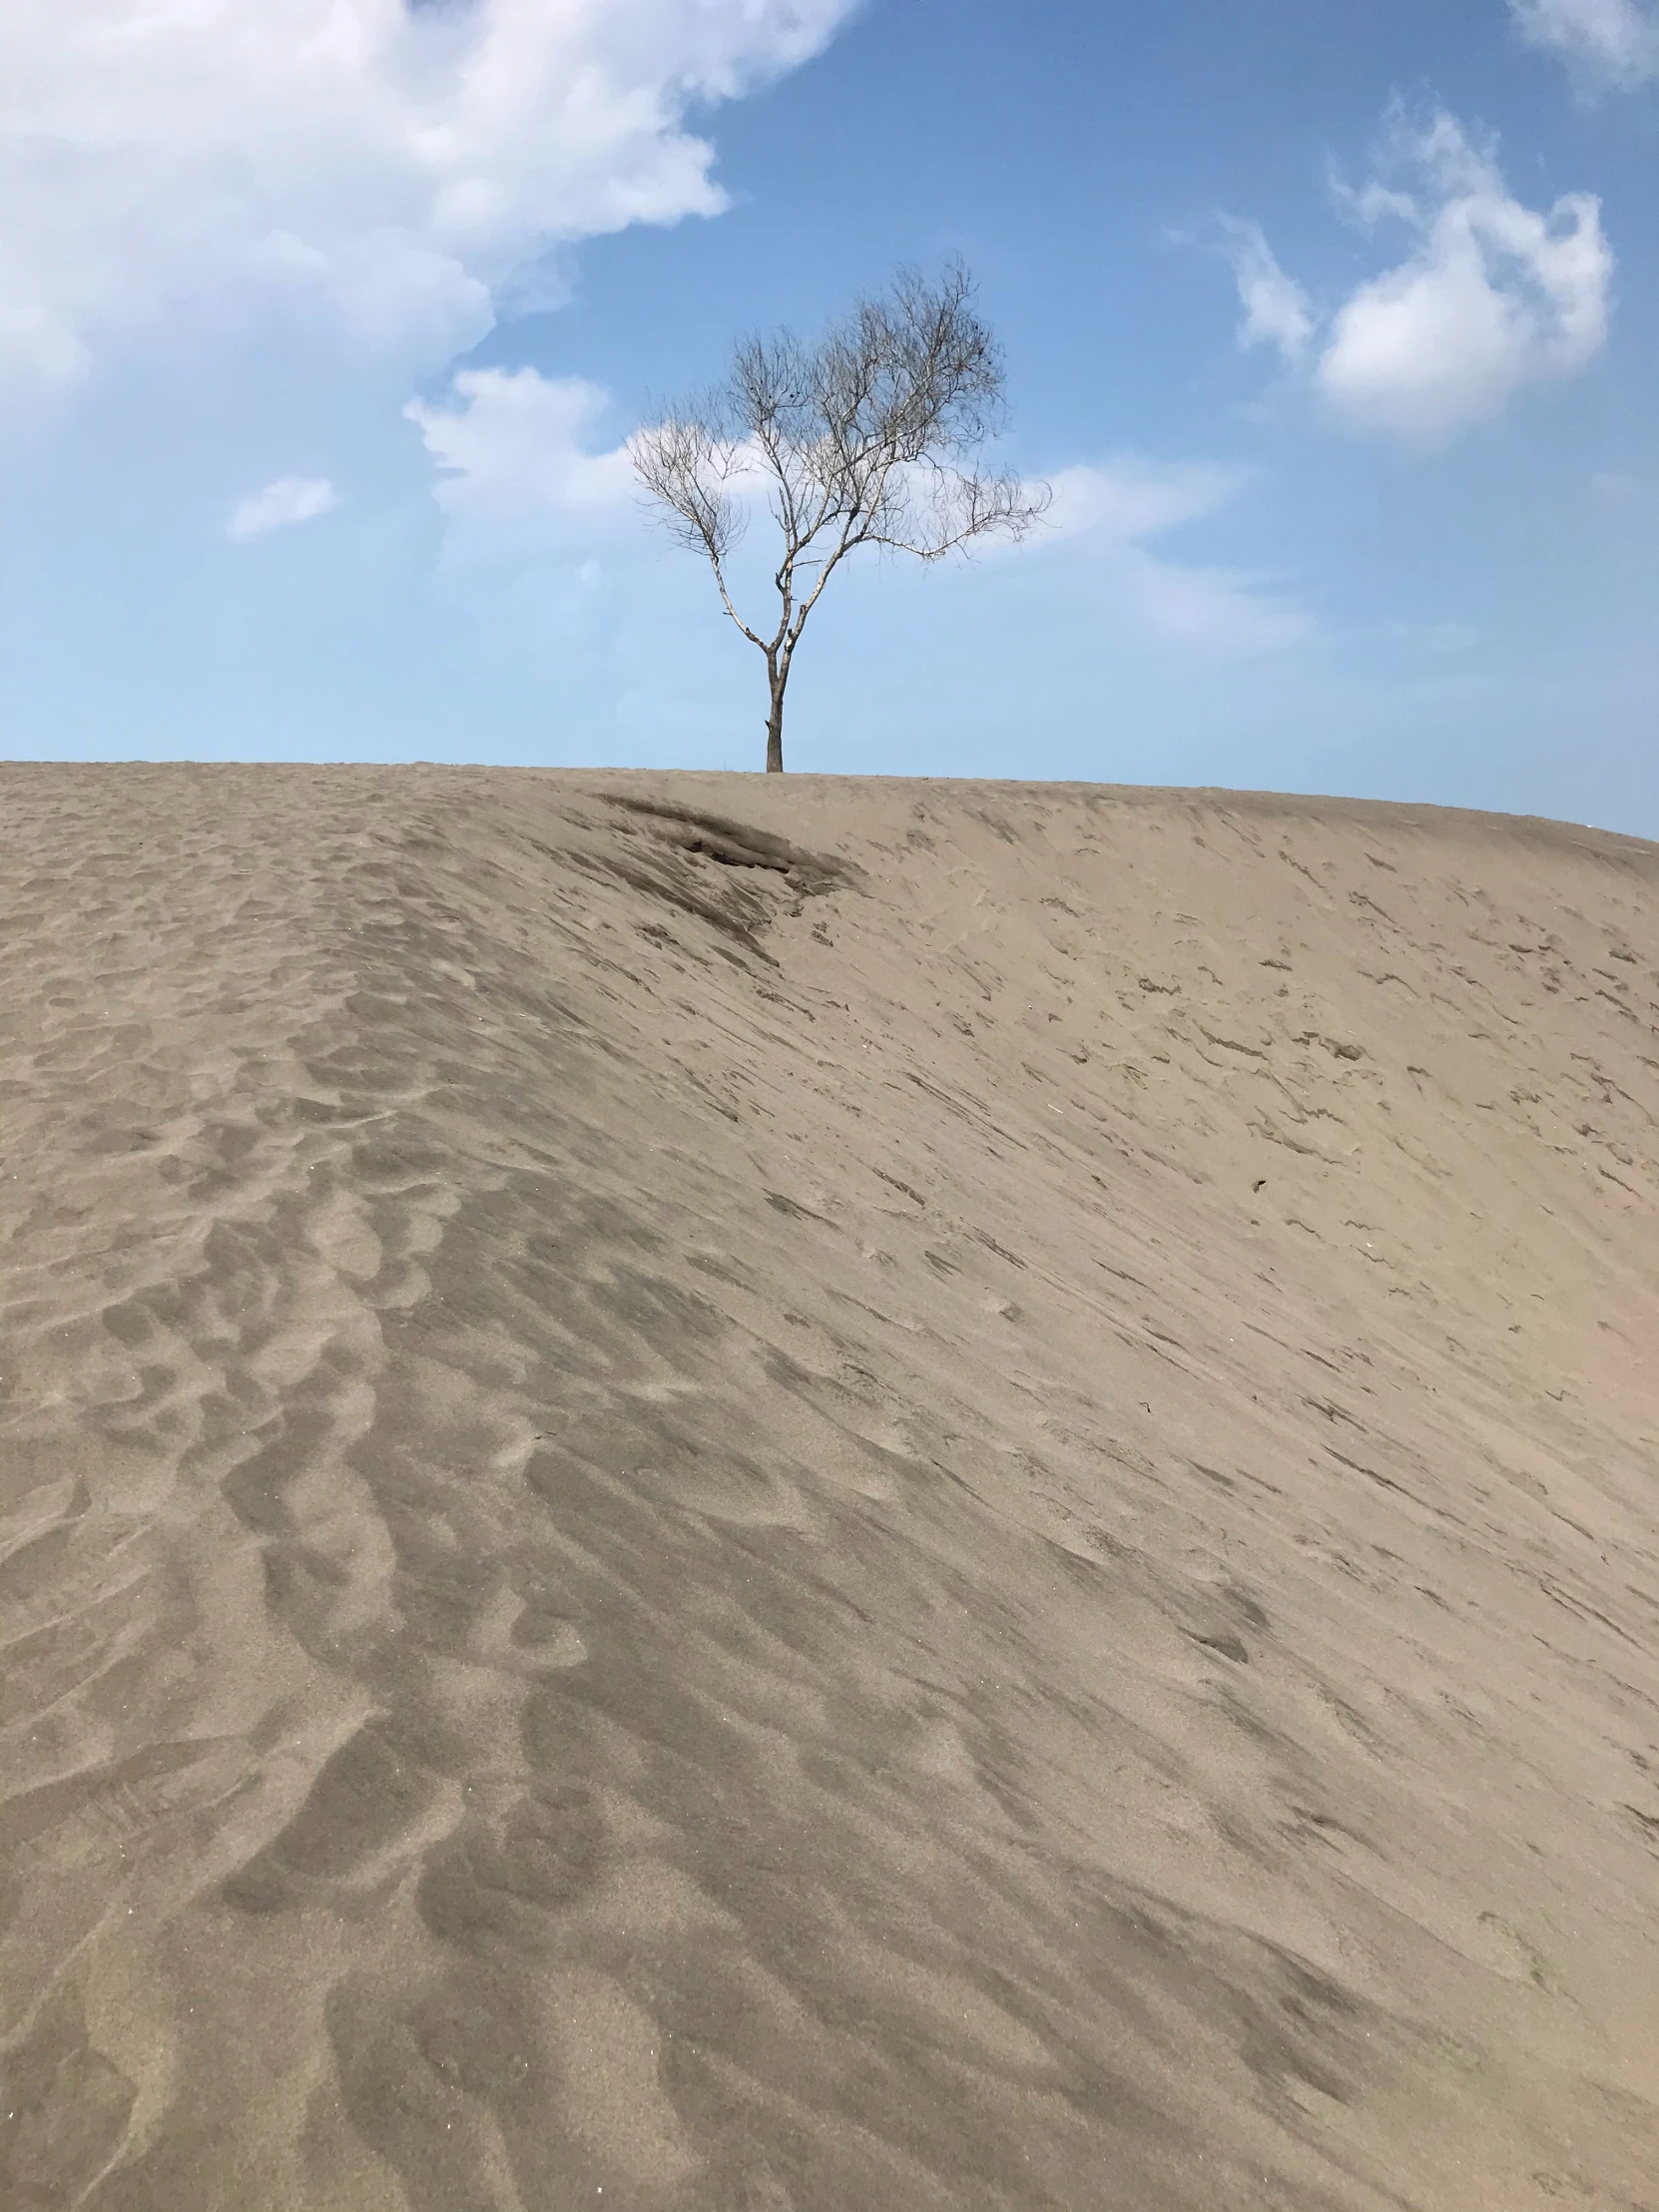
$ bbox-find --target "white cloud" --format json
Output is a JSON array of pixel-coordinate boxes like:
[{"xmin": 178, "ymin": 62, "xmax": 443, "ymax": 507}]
[
  {"xmin": 408, "ymin": 374, "xmax": 1309, "ymax": 657},
  {"xmin": 228, "ymin": 475, "xmax": 339, "ymax": 539},
  {"xmin": 1228, "ymin": 112, "xmax": 1612, "ymax": 443},
  {"xmin": 1218, "ymin": 220, "xmax": 1315, "ymax": 364},
  {"xmin": 1038, "ymin": 458, "xmax": 1311, "ymax": 654},
  {"xmin": 0, "ymin": 0, "xmax": 854, "ymax": 399},
  {"xmin": 1512, "ymin": 0, "xmax": 1659, "ymax": 91},
  {"xmin": 405, "ymin": 366, "xmax": 635, "ymax": 560},
  {"xmin": 1043, "ymin": 458, "xmax": 1249, "ymax": 542},
  {"xmin": 1317, "ymin": 115, "xmax": 1611, "ymax": 439}
]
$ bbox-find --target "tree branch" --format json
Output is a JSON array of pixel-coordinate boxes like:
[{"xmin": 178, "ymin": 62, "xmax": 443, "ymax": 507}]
[{"xmin": 634, "ymin": 262, "xmax": 1047, "ymax": 770}]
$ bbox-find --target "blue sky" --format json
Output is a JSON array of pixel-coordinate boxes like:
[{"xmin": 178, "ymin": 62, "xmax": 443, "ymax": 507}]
[{"xmin": 2, "ymin": 1, "xmax": 1655, "ymax": 831}]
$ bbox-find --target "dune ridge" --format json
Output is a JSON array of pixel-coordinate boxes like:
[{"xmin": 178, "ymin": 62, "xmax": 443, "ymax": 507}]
[{"xmin": 2, "ymin": 763, "xmax": 1657, "ymax": 2211}]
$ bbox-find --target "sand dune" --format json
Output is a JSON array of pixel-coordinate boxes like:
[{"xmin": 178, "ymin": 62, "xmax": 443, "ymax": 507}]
[{"xmin": 2, "ymin": 763, "xmax": 1657, "ymax": 2211}]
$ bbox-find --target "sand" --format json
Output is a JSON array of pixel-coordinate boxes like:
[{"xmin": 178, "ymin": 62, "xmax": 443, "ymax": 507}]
[{"xmin": 2, "ymin": 763, "xmax": 1656, "ymax": 2211}]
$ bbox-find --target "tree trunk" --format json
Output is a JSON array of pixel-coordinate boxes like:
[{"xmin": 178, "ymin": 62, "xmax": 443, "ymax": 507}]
[{"xmin": 765, "ymin": 668, "xmax": 786, "ymax": 774}]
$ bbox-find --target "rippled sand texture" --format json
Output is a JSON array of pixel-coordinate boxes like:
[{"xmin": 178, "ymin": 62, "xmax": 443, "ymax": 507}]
[{"xmin": 3, "ymin": 764, "xmax": 1657, "ymax": 2212}]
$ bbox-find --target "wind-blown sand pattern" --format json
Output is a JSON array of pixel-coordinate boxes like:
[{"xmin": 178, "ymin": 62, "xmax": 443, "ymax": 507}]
[{"xmin": 3, "ymin": 764, "xmax": 1657, "ymax": 2212}]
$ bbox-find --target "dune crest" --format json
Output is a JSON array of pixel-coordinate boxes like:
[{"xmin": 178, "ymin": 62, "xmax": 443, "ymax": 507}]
[{"xmin": 3, "ymin": 764, "xmax": 1657, "ymax": 2211}]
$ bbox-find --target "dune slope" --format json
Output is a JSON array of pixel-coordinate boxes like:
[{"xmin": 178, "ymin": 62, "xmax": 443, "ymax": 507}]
[{"xmin": 3, "ymin": 764, "xmax": 1657, "ymax": 2212}]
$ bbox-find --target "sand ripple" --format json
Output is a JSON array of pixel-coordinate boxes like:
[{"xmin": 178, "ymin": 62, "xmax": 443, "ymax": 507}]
[{"xmin": 3, "ymin": 766, "xmax": 1657, "ymax": 2210}]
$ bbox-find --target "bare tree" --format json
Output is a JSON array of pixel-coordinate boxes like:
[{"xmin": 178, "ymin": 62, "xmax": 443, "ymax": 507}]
[{"xmin": 633, "ymin": 264, "xmax": 1048, "ymax": 773}]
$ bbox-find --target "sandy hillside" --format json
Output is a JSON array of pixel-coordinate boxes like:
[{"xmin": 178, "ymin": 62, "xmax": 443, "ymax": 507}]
[{"xmin": 2, "ymin": 763, "xmax": 1657, "ymax": 2212}]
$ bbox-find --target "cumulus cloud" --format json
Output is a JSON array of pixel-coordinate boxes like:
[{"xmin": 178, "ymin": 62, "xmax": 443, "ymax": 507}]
[
  {"xmin": 228, "ymin": 476, "xmax": 339, "ymax": 539},
  {"xmin": 1038, "ymin": 458, "xmax": 1311, "ymax": 654},
  {"xmin": 405, "ymin": 367, "xmax": 635, "ymax": 560},
  {"xmin": 1319, "ymin": 115, "xmax": 1611, "ymax": 438},
  {"xmin": 1227, "ymin": 112, "xmax": 1612, "ymax": 442},
  {"xmin": 0, "ymin": 0, "xmax": 854, "ymax": 399},
  {"xmin": 1512, "ymin": 0, "xmax": 1659, "ymax": 90}
]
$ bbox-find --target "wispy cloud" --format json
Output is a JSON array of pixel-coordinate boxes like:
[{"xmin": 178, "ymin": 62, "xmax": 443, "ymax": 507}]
[
  {"xmin": 228, "ymin": 475, "xmax": 338, "ymax": 540},
  {"xmin": 1223, "ymin": 110, "xmax": 1612, "ymax": 442},
  {"xmin": 1037, "ymin": 458, "xmax": 1312, "ymax": 654},
  {"xmin": 1511, "ymin": 0, "xmax": 1659, "ymax": 92},
  {"xmin": 1217, "ymin": 220, "xmax": 1316, "ymax": 363},
  {"xmin": 407, "ymin": 367, "xmax": 1309, "ymax": 659},
  {"xmin": 1043, "ymin": 458, "xmax": 1249, "ymax": 542}
]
